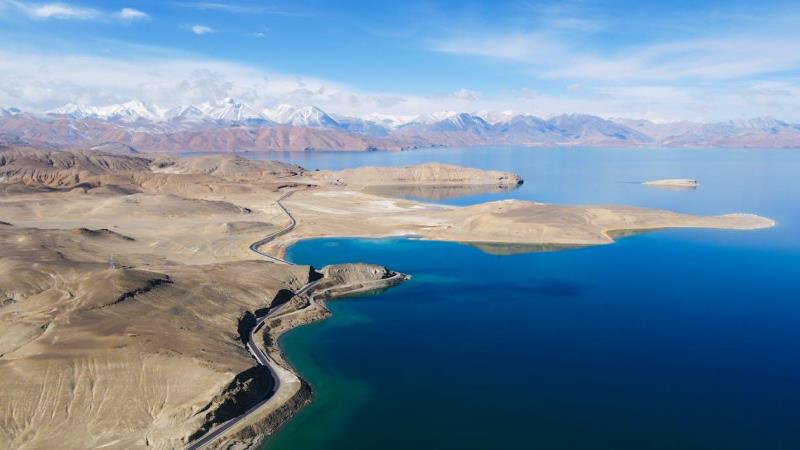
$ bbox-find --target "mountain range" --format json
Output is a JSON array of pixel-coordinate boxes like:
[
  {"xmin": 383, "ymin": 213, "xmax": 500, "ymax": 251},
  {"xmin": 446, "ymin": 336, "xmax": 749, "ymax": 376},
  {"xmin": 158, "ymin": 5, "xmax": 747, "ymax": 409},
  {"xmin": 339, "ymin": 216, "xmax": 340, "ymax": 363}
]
[{"xmin": 1, "ymin": 100, "xmax": 799, "ymax": 151}]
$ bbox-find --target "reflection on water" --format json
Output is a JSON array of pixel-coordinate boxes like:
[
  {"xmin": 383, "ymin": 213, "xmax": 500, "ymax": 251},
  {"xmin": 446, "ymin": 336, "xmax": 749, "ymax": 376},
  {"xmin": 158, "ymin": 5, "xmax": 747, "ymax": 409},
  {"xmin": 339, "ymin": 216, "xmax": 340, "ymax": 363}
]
[
  {"xmin": 643, "ymin": 184, "xmax": 698, "ymax": 191},
  {"xmin": 606, "ymin": 228, "xmax": 665, "ymax": 239},
  {"xmin": 362, "ymin": 183, "xmax": 520, "ymax": 201},
  {"xmin": 463, "ymin": 241, "xmax": 586, "ymax": 255}
]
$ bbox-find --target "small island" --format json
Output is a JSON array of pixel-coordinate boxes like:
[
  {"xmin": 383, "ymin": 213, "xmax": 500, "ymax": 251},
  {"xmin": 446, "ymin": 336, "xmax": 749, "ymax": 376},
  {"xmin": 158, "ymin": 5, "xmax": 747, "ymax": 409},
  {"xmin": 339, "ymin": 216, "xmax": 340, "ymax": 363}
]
[{"xmin": 643, "ymin": 178, "xmax": 700, "ymax": 188}]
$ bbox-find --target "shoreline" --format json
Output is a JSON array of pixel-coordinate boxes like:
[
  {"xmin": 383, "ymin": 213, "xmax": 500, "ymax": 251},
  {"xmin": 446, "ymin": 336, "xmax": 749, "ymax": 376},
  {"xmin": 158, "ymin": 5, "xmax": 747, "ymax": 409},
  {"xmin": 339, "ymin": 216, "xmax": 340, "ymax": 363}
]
[
  {"xmin": 264, "ymin": 217, "xmax": 776, "ymax": 261},
  {"xmin": 207, "ymin": 270, "xmax": 410, "ymax": 450},
  {"xmin": 200, "ymin": 189, "xmax": 775, "ymax": 449},
  {"xmin": 188, "ymin": 191, "xmax": 411, "ymax": 450}
]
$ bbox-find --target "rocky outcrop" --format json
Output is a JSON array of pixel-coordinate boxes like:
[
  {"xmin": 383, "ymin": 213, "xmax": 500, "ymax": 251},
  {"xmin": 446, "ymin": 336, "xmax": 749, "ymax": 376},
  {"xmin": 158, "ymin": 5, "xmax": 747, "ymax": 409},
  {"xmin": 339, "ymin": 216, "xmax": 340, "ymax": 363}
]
[
  {"xmin": 188, "ymin": 365, "xmax": 274, "ymax": 444},
  {"xmin": 211, "ymin": 381, "xmax": 312, "ymax": 450},
  {"xmin": 315, "ymin": 263, "xmax": 410, "ymax": 298}
]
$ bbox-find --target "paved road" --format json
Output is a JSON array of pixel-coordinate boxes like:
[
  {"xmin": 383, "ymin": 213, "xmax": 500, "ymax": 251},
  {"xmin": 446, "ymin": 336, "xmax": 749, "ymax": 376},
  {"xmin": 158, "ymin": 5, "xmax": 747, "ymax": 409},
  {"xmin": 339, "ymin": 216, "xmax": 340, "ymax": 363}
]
[
  {"xmin": 247, "ymin": 190, "xmax": 297, "ymax": 264},
  {"xmin": 187, "ymin": 189, "xmax": 316, "ymax": 450}
]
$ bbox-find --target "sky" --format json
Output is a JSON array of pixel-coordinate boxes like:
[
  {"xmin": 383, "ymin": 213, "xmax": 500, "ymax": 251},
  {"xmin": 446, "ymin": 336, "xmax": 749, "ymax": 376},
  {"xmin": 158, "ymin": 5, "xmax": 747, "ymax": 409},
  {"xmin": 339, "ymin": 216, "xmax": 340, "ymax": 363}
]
[{"xmin": 1, "ymin": 0, "xmax": 799, "ymax": 121}]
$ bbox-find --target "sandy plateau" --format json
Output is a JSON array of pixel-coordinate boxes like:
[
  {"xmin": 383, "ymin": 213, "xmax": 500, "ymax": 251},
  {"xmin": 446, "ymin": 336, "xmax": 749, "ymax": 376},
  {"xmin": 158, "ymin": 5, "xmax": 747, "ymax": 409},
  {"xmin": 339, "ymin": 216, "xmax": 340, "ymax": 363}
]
[{"xmin": 0, "ymin": 148, "xmax": 773, "ymax": 449}]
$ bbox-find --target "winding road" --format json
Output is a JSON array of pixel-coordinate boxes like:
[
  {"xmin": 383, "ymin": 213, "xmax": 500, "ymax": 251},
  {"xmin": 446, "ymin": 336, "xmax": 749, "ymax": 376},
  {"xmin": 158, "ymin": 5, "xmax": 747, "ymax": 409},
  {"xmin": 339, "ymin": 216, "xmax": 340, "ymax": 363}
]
[
  {"xmin": 187, "ymin": 189, "xmax": 318, "ymax": 450},
  {"xmin": 247, "ymin": 190, "xmax": 297, "ymax": 265}
]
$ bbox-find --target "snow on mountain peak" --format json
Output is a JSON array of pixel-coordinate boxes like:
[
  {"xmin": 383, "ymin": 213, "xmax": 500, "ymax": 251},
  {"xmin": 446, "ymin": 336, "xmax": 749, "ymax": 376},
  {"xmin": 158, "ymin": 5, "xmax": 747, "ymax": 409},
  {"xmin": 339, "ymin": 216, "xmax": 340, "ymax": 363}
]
[
  {"xmin": 262, "ymin": 104, "xmax": 339, "ymax": 128},
  {"xmin": 416, "ymin": 110, "xmax": 460, "ymax": 124},
  {"xmin": 47, "ymin": 100, "xmax": 165, "ymax": 122},
  {"xmin": 730, "ymin": 117, "xmax": 787, "ymax": 130},
  {"xmin": 0, "ymin": 107, "xmax": 23, "ymax": 117},
  {"xmin": 98, "ymin": 100, "xmax": 165, "ymax": 122},
  {"xmin": 199, "ymin": 98, "xmax": 264, "ymax": 122},
  {"xmin": 476, "ymin": 110, "xmax": 530, "ymax": 124},
  {"xmin": 360, "ymin": 113, "xmax": 414, "ymax": 128},
  {"xmin": 164, "ymin": 105, "xmax": 206, "ymax": 121},
  {"xmin": 48, "ymin": 102, "xmax": 93, "ymax": 118}
]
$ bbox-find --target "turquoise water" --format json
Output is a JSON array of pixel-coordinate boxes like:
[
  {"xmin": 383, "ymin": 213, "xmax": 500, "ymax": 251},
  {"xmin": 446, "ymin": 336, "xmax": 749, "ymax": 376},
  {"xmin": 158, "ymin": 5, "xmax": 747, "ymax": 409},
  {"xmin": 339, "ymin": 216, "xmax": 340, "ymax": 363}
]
[{"xmin": 261, "ymin": 148, "xmax": 800, "ymax": 450}]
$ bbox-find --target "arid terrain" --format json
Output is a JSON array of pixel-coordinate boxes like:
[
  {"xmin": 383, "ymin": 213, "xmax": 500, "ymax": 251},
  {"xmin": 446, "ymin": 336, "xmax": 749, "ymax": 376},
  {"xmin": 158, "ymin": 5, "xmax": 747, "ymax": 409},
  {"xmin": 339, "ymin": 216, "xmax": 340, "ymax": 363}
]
[{"xmin": 0, "ymin": 147, "xmax": 774, "ymax": 449}]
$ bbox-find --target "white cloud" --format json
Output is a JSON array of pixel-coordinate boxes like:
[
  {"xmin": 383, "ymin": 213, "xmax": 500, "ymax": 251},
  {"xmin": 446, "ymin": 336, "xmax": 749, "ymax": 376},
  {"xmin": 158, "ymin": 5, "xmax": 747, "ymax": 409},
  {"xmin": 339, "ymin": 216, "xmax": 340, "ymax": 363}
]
[
  {"xmin": 190, "ymin": 24, "xmax": 215, "ymax": 35},
  {"xmin": 5, "ymin": 1, "xmax": 99, "ymax": 20},
  {"xmin": 435, "ymin": 30, "xmax": 800, "ymax": 84},
  {"xmin": 435, "ymin": 32, "xmax": 563, "ymax": 62},
  {"xmin": 2, "ymin": 1, "xmax": 149, "ymax": 22},
  {"xmin": 173, "ymin": 1, "xmax": 306, "ymax": 17},
  {"xmin": 0, "ymin": 47, "xmax": 798, "ymax": 122},
  {"xmin": 117, "ymin": 7, "xmax": 148, "ymax": 21},
  {"xmin": 0, "ymin": 48, "xmax": 416, "ymax": 116},
  {"xmin": 452, "ymin": 89, "xmax": 480, "ymax": 101},
  {"xmin": 539, "ymin": 37, "xmax": 800, "ymax": 82}
]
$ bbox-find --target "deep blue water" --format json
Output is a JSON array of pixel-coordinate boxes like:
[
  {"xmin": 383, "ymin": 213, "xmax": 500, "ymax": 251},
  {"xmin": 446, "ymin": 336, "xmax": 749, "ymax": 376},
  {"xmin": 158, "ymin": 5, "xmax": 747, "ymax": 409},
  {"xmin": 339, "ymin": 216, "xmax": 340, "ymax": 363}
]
[{"xmin": 260, "ymin": 148, "xmax": 800, "ymax": 450}]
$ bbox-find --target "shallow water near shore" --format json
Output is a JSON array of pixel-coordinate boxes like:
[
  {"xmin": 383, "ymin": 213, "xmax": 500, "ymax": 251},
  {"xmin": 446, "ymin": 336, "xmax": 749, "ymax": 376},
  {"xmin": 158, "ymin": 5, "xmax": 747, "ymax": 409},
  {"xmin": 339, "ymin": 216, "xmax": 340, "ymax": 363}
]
[{"xmin": 262, "ymin": 148, "xmax": 800, "ymax": 450}]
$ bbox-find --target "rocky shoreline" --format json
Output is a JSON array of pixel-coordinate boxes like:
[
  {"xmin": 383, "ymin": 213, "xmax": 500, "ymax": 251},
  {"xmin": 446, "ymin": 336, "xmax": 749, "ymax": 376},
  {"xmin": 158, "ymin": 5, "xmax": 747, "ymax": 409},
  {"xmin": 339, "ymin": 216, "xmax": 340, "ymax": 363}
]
[{"xmin": 205, "ymin": 263, "xmax": 410, "ymax": 450}]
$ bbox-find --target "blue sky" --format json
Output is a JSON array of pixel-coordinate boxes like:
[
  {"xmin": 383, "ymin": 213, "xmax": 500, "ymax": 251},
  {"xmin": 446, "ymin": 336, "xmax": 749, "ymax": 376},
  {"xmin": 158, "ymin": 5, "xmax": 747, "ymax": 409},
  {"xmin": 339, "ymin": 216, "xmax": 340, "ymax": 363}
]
[{"xmin": 1, "ymin": 0, "xmax": 799, "ymax": 121}]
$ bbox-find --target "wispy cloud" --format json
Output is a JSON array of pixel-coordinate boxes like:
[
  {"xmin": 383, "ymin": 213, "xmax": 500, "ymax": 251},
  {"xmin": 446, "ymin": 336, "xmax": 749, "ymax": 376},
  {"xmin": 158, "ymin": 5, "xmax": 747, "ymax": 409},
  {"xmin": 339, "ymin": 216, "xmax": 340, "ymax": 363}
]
[
  {"xmin": 173, "ymin": 1, "xmax": 306, "ymax": 17},
  {"xmin": 117, "ymin": 7, "xmax": 149, "ymax": 22},
  {"xmin": 189, "ymin": 24, "xmax": 214, "ymax": 35},
  {"xmin": 435, "ymin": 31, "xmax": 563, "ymax": 62},
  {"xmin": 1, "ymin": 0, "xmax": 99, "ymax": 20},
  {"xmin": 429, "ymin": 10, "xmax": 800, "ymax": 83},
  {"xmin": 1, "ymin": 0, "xmax": 149, "ymax": 22},
  {"xmin": 540, "ymin": 36, "xmax": 800, "ymax": 82},
  {"xmin": 451, "ymin": 89, "xmax": 480, "ymax": 102}
]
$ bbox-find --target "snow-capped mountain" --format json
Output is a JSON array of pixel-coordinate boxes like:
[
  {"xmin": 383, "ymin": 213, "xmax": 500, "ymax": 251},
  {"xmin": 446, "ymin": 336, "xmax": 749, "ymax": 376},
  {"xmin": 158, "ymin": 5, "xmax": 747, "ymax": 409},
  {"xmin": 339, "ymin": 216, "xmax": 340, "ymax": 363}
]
[
  {"xmin": 47, "ymin": 103, "xmax": 98, "ymax": 120},
  {"xmin": 333, "ymin": 115, "xmax": 391, "ymax": 136},
  {"xmin": 0, "ymin": 107, "xmax": 23, "ymax": 117},
  {"xmin": 48, "ymin": 100, "xmax": 166, "ymax": 123},
  {"xmin": 360, "ymin": 113, "xmax": 414, "ymax": 129},
  {"xmin": 402, "ymin": 112, "xmax": 493, "ymax": 133},
  {"xmin": 263, "ymin": 104, "xmax": 340, "ymax": 128},
  {"xmin": 198, "ymin": 98, "xmax": 266, "ymax": 122},
  {"xmin": 475, "ymin": 110, "xmax": 522, "ymax": 125},
  {"xmin": 412, "ymin": 110, "xmax": 461, "ymax": 125},
  {"xmin": 547, "ymin": 114, "xmax": 651, "ymax": 142},
  {"xmin": 492, "ymin": 114, "xmax": 557, "ymax": 140},
  {"xmin": 164, "ymin": 105, "xmax": 207, "ymax": 122},
  {"xmin": 727, "ymin": 117, "xmax": 792, "ymax": 131},
  {"xmin": 100, "ymin": 100, "xmax": 165, "ymax": 122},
  {"xmin": 6, "ymin": 102, "xmax": 800, "ymax": 150}
]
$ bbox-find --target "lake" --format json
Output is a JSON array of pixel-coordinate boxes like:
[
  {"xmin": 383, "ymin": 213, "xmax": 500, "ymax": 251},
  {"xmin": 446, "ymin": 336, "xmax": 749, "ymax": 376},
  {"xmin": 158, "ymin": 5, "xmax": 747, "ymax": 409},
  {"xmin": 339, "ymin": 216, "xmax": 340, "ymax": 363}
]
[{"xmin": 257, "ymin": 147, "xmax": 800, "ymax": 450}]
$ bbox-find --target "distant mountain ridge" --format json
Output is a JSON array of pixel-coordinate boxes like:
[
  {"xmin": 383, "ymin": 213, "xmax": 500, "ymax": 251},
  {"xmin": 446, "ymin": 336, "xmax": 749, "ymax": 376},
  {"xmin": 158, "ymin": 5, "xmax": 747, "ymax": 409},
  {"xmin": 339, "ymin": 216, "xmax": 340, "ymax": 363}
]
[{"xmin": 0, "ymin": 99, "xmax": 798, "ymax": 151}]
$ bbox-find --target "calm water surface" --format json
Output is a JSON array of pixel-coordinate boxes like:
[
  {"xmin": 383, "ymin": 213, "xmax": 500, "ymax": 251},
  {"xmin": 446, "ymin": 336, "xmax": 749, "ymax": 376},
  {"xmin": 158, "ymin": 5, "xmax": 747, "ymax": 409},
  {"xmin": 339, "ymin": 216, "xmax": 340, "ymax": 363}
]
[{"xmin": 258, "ymin": 148, "xmax": 800, "ymax": 450}]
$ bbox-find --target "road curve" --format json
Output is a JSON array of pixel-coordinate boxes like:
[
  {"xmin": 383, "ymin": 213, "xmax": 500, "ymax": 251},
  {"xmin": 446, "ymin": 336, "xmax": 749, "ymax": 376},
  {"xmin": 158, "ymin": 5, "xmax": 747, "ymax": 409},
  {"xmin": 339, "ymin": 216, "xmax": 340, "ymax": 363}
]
[
  {"xmin": 248, "ymin": 190, "xmax": 297, "ymax": 264},
  {"xmin": 187, "ymin": 189, "xmax": 316, "ymax": 450}
]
